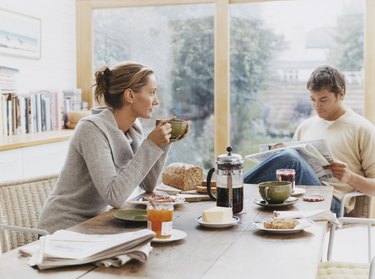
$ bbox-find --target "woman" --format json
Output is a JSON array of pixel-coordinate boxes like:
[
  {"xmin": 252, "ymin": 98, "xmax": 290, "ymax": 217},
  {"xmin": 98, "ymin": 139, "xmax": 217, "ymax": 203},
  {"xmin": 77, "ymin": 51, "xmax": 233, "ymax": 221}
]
[{"xmin": 39, "ymin": 61, "xmax": 187, "ymax": 233}]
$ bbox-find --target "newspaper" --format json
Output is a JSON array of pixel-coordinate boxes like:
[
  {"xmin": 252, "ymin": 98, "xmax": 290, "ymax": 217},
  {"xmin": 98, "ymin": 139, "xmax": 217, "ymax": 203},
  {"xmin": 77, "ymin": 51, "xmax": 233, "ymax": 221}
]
[
  {"xmin": 19, "ymin": 229, "xmax": 155, "ymax": 270},
  {"xmin": 245, "ymin": 139, "xmax": 334, "ymax": 182}
]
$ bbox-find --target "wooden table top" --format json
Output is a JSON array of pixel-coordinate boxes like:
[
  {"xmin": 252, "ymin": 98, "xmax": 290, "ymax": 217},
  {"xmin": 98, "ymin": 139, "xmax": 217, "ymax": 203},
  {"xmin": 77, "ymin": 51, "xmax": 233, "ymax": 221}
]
[{"xmin": 0, "ymin": 184, "xmax": 333, "ymax": 279}]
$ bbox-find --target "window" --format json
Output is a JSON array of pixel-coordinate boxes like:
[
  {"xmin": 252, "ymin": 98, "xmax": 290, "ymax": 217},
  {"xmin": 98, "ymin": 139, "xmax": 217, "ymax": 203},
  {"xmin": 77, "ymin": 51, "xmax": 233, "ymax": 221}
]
[
  {"xmin": 230, "ymin": 0, "xmax": 365, "ymax": 169},
  {"xmin": 78, "ymin": 0, "xmax": 374, "ymax": 170},
  {"xmin": 93, "ymin": 4, "xmax": 215, "ymax": 167}
]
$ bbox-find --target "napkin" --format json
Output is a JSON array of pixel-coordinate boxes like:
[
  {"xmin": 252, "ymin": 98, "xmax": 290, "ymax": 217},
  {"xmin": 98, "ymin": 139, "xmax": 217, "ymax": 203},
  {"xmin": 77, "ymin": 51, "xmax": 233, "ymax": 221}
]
[{"xmin": 273, "ymin": 209, "xmax": 340, "ymax": 227}]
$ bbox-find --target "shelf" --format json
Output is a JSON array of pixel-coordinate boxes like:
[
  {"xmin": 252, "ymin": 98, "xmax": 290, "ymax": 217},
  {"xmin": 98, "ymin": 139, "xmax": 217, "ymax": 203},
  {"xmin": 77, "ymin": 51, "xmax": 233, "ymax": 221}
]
[{"xmin": 0, "ymin": 130, "xmax": 75, "ymax": 151}]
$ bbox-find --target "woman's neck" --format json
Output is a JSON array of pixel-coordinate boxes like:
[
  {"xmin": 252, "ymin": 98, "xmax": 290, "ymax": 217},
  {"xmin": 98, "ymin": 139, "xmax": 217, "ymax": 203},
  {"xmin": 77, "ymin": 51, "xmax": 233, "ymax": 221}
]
[{"xmin": 112, "ymin": 108, "xmax": 136, "ymax": 132}]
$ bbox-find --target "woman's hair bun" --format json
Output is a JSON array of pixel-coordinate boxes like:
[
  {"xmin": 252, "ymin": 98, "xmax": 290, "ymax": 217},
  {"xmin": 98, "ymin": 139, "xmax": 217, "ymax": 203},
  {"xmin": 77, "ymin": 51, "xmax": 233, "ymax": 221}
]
[{"xmin": 103, "ymin": 68, "xmax": 112, "ymax": 79}]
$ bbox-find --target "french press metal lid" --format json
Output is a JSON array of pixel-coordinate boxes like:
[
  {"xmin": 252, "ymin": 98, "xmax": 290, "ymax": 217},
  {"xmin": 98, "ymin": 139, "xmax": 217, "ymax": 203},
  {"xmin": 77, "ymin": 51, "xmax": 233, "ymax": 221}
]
[{"xmin": 216, "ymin": 146, "xmax": 244, "ymax": 170}]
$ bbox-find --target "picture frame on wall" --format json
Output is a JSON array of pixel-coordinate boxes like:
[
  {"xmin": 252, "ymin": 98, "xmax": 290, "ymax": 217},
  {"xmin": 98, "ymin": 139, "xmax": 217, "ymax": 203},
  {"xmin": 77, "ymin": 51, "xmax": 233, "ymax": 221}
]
[{"xmin": 0, "ymin": 9, "xmax": 41, "ymax": 59}]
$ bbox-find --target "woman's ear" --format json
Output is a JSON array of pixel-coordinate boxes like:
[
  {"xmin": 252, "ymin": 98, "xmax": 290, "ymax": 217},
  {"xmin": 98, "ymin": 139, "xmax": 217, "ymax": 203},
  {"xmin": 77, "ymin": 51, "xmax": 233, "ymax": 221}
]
[
  {"xmin": 338, "ymin": 90, "xmax": 345, "ymax": 101},
  {"xmin": 123, "ymin": 89, "xmax": 134, "ymax": 103}
]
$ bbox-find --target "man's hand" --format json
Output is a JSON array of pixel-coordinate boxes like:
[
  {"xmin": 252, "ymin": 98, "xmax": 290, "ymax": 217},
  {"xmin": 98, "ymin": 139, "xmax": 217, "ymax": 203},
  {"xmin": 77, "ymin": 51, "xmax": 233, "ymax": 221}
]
[{"xmin": 329, "ymin": 160, "xmax": 353, "ymax": 184}]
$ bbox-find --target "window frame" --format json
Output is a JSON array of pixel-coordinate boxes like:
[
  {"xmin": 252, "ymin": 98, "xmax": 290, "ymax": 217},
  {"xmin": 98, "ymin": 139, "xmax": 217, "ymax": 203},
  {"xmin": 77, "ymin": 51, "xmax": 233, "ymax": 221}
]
[{"xmin": 76, "ymin": 0, "xmax": 375, "ymax": 156}]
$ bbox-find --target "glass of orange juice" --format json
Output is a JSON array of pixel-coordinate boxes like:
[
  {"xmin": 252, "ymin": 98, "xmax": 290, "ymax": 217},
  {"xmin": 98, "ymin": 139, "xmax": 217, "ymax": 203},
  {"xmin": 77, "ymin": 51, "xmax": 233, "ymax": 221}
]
[{"xmin": 147, "ymin": 200, "xmax": 173, "ymax": 239}]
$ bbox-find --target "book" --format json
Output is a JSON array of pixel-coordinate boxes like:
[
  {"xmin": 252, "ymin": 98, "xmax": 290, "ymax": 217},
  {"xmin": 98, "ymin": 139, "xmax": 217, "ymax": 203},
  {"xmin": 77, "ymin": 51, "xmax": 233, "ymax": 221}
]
[
  {"xmin": 19, "ymin": 229, "xmax": 155, "ymax": 270},
  {"xmin": 245, "ymin": 139, "xmax": 334, "ymax": 182}
]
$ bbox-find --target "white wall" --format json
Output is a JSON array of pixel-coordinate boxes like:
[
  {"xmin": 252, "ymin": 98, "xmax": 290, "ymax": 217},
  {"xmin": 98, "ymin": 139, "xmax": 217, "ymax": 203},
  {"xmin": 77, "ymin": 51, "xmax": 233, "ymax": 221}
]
[{"xmin": 0, "ymin": 0, "xmax": 76, "ymax": 93}]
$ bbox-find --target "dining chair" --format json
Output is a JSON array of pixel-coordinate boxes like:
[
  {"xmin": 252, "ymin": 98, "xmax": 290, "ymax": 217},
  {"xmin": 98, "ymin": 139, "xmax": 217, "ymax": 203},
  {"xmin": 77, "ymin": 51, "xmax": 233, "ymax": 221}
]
[
  {"xmin": 0, "ymin": 174, "xmax": 58, "ymax": 253},
  {"xmin": 317, "ymin": 217, "xmax": 375, "ymax": 279},
  {"xmin": 339, "ymin": 192, "xmax": 372, "ymax": 218}
]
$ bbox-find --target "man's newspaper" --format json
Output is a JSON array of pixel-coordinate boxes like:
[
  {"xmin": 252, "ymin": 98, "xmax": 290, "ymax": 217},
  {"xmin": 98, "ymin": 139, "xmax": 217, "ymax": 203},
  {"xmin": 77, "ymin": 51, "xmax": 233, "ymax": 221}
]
[
  {"xmin": 245, "ymin": 139, "xmax": 334, "ymax": 182},
  {"xmin": 19, "ymin": 229, "xmax": 155, "ymax": 270}
]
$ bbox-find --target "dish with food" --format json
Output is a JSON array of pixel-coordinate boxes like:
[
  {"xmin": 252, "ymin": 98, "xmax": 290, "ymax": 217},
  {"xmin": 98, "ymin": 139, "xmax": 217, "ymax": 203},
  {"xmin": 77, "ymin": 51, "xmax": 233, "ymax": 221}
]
[
  {"xmin": 252, "ymin": 218, "xmax": 313, "ymax": 234},
  {"xmin": 128, "ymin": 193, "xmax": 186, "ymax": 206}
]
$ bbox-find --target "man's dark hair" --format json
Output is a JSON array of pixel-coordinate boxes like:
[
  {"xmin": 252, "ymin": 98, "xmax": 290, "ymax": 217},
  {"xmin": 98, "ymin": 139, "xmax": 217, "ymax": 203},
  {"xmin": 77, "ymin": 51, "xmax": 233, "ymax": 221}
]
[{"xmin": 307, "ymin": 65, "xmax": 346, "ymax": 96}]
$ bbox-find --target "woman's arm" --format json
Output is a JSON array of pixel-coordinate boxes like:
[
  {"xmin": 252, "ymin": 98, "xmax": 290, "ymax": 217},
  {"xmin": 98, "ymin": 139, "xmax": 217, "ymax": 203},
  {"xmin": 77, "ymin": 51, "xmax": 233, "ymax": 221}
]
[{"xmin": 75, "ymin": 121, "xmax": 165, "ymax": 208}]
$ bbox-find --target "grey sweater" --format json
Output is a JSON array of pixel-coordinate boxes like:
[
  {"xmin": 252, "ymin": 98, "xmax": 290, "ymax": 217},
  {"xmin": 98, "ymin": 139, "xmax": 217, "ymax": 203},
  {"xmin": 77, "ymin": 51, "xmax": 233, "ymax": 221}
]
[{"xmin": 38, "ymin": 107, "xmax": 169, "ymax": 233}]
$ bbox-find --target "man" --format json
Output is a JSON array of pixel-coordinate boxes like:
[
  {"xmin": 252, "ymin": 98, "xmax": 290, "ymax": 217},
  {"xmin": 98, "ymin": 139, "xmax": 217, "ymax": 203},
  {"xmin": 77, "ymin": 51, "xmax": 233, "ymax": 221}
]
[
  {"xmin": 244, "ymin": 66, "xmax": 375, "ymax": 215},
  {"xmin": 294, "ymin": 65, "xmax": 375, "ymax": 215}
]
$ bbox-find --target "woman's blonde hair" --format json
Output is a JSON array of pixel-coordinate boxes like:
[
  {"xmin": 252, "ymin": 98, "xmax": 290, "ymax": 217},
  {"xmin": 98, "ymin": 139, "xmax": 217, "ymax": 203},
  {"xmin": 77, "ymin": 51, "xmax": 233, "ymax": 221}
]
[{"xmin": 94, "ymin": 61, "xmax": 154, "ymax": 108}]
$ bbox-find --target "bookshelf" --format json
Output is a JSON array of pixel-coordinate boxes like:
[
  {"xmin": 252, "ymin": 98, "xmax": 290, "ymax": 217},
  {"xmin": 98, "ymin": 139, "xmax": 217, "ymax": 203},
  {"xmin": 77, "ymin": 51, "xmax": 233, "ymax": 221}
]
[
  {"xmin": 0, "ymin": 65, "xmax": 76, "ymax": 181},
  {"xmin": 0, "ymin": 65, "xmax": 80, "ymax": 151}
]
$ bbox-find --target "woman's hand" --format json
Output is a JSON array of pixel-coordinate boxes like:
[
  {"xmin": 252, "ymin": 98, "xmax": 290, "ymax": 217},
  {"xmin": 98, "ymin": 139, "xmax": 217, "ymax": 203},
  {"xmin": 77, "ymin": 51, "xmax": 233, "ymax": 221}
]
[{"xmin": 147, "ymin": 119, "xmax": 172, "ymax": 147}]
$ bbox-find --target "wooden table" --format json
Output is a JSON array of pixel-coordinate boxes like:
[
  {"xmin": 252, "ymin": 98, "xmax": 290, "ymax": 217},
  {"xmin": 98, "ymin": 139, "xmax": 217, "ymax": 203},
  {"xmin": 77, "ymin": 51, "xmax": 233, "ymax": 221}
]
[{"xmin": 0, "ymin": 184, "xmax": 333, "ymax": 279}]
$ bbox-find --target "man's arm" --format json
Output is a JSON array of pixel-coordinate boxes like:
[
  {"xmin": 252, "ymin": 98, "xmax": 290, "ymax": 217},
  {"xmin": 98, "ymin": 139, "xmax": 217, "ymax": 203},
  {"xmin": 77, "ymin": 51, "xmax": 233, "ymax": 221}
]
[{"xmin": 329, "ymin": 160, "xmax": 375, "ymax": 196}]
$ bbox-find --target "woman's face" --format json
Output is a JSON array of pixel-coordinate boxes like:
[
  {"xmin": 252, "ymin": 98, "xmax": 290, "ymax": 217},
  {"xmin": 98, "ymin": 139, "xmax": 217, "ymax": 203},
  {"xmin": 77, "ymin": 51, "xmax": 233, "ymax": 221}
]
[{"xmin": 132, "ymin": 74, "xmax": 159, "ymax": 119}]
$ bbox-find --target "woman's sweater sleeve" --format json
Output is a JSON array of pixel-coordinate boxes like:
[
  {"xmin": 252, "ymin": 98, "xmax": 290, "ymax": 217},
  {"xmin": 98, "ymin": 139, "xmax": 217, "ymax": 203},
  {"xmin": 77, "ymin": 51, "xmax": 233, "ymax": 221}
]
[{"xmin": 75, "ymin": 121, "xmax": 167, "ymax": 208}]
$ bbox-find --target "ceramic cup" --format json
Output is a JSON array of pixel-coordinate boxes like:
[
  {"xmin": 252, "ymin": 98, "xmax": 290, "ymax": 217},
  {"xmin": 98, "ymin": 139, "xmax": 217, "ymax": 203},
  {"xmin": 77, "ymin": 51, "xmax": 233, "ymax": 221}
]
[
  {"xmin": 258, "ymin": 181, "xmax": 292, "ymax": 204},
  {"xmin": 156, "ymin": 118, "xmax": 188, "ymax": 140}
]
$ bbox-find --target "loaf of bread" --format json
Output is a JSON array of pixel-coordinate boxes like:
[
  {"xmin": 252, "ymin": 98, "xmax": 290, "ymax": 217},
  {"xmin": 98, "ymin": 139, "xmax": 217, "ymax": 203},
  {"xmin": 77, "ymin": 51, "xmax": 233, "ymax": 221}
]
[{"xmin": 162, "ymin": 163, "xmax": 204, "ymax": 190}]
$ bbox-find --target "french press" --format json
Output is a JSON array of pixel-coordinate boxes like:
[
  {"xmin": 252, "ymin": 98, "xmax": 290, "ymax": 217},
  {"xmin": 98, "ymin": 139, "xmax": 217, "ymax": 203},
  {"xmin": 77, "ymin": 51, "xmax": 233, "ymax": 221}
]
[{"xmin": 206, "ymin": 146, "xmax": 244, "ymax": 214}]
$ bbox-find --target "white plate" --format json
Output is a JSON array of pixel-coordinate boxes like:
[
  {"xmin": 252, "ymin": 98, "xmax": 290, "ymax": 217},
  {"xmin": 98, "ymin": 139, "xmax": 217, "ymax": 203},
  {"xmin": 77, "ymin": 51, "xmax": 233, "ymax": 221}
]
[
  {"xmin": 151, "ymin": 229, "xmax": 187, "ymax": 243},
  {"xmin": 196, "ymin": 216, "xmax": 240, "ymax": 228},
  {"xmin": 128, "ymin": 196, "xmax": 187, "ymax": 206},
  {"xmin": 291, "ymin": 187, "xmax": 306, "ymax": 196},
  {"xmin": 252, "ymin": 218, "xmax": 314, "ymax": 234}
]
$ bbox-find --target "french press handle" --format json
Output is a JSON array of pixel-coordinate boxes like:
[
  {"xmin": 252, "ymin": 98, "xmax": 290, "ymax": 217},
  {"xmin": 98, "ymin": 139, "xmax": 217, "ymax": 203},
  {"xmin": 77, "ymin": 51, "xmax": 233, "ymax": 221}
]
[{"xmin": 206, "ymin": 168, "xmax": 217, "ymax": 201}]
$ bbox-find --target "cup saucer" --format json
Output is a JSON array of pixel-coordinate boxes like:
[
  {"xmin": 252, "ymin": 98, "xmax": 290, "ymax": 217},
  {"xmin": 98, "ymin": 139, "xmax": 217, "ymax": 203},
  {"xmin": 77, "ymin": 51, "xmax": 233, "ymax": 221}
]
[
  {"xmin": 151, "ymin": 229, "xmax": 187, "ymax": 243},
  {"xmin": 253, "ymin": 197, "xmax": 298, "ymax": 208},
  {"xmin": 196, "ymin": 216, "xmax": 240, "ymax": 228},
  {"xmin": 291, "ymin": 187, "xmax": 306, "ymax": 196}
]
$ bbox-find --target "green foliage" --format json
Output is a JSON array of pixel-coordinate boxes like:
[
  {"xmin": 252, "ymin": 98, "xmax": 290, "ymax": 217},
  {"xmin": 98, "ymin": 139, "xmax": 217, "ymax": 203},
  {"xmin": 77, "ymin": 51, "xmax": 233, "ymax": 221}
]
[
  {"xmin": 328, "ymin": 13, "xmax": 364, "ymax": 71},
  {"xmin": 170, "ymin": 18, "xmax": 214, "ymax": 119},
  {"xmin": 230, "ymin": 17, "xmax": 285, "ymax": 149},
  {"xmin": 170, "ymin": 15, "xmax": 284, "ymax": 165}
]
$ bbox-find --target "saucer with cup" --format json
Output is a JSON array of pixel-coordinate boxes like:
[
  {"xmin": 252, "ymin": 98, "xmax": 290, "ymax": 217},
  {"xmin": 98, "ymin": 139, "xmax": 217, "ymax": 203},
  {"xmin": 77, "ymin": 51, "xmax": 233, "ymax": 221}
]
[{"xmin": 254, "ymin": 181, "xmax": 298, "ymax": 207}]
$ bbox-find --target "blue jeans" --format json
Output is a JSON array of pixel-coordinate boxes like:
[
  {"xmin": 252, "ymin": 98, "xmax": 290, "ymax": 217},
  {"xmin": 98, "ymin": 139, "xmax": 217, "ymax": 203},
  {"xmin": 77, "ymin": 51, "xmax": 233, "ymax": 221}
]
[
  {"xmin": 244, "ymin": 149, "xmax": 321, "ymax": 185},
  {"xmin": 330, "ymin": 197, "xmax": 341, "ymax": 217},
  {"xmin": 244, "ymin": 149, "xmax": 342, "ymax": 214}
]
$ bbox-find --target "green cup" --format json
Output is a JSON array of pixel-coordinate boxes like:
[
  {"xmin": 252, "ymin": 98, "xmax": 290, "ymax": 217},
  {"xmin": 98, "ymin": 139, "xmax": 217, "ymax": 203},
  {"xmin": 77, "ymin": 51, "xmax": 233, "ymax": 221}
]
[
  {"xmin": 169, "ymin": 119, "xmax": 188, "ymax": 139},
  {"xmin": 258, "ymin": 181, "xmax": 292, "ymax": 204}
]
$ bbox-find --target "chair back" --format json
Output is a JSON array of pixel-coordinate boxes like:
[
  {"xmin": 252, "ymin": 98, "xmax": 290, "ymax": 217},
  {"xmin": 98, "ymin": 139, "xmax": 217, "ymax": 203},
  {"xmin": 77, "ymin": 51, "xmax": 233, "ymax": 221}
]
[
  {"xmin": 0, "ymin": 174, "xmax": 58, "ymax": 253},
  {"xmin": 352, "ymin": 195, "xmax": 372, "ymax": 218},
  {"xmin": 340, "ymin": 192, "xmax": 372, "ymax": 218}
]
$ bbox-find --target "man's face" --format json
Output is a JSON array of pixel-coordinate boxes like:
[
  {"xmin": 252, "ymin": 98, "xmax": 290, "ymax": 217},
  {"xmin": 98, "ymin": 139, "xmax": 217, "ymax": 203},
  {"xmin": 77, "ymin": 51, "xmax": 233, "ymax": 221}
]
[{"xmin": 309, "ymin": 89, "xmax": 345, "ymax": 121}]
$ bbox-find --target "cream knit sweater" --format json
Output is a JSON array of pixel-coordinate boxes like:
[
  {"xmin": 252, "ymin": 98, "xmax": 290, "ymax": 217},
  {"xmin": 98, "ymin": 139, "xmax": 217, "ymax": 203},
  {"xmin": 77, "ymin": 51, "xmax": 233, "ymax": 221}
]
[
  {"xmin": 294, "ymin": 107, "xmax": 375, "ymax": 212},
  {"xmin": 38, "ymin": 107, "xmax": 169, "ymax": 233}
]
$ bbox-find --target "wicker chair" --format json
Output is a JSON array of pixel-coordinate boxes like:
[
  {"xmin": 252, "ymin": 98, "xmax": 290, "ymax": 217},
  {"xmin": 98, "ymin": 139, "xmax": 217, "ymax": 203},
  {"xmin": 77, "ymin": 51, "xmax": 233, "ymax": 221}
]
[
  {"xmin": 339, "ymin": 192, "xmax": 372, "ymax": 218},
  {"xmin": 0, "ymin": 174, "xmax": 58, "ymax": 253}
]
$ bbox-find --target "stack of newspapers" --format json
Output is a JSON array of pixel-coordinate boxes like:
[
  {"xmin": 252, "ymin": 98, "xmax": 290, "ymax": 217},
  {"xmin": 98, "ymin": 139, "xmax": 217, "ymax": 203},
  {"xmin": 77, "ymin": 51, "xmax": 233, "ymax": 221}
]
[{"xmin": 19, "ymin": 229, "xmax": 155, "ymax": 270}]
